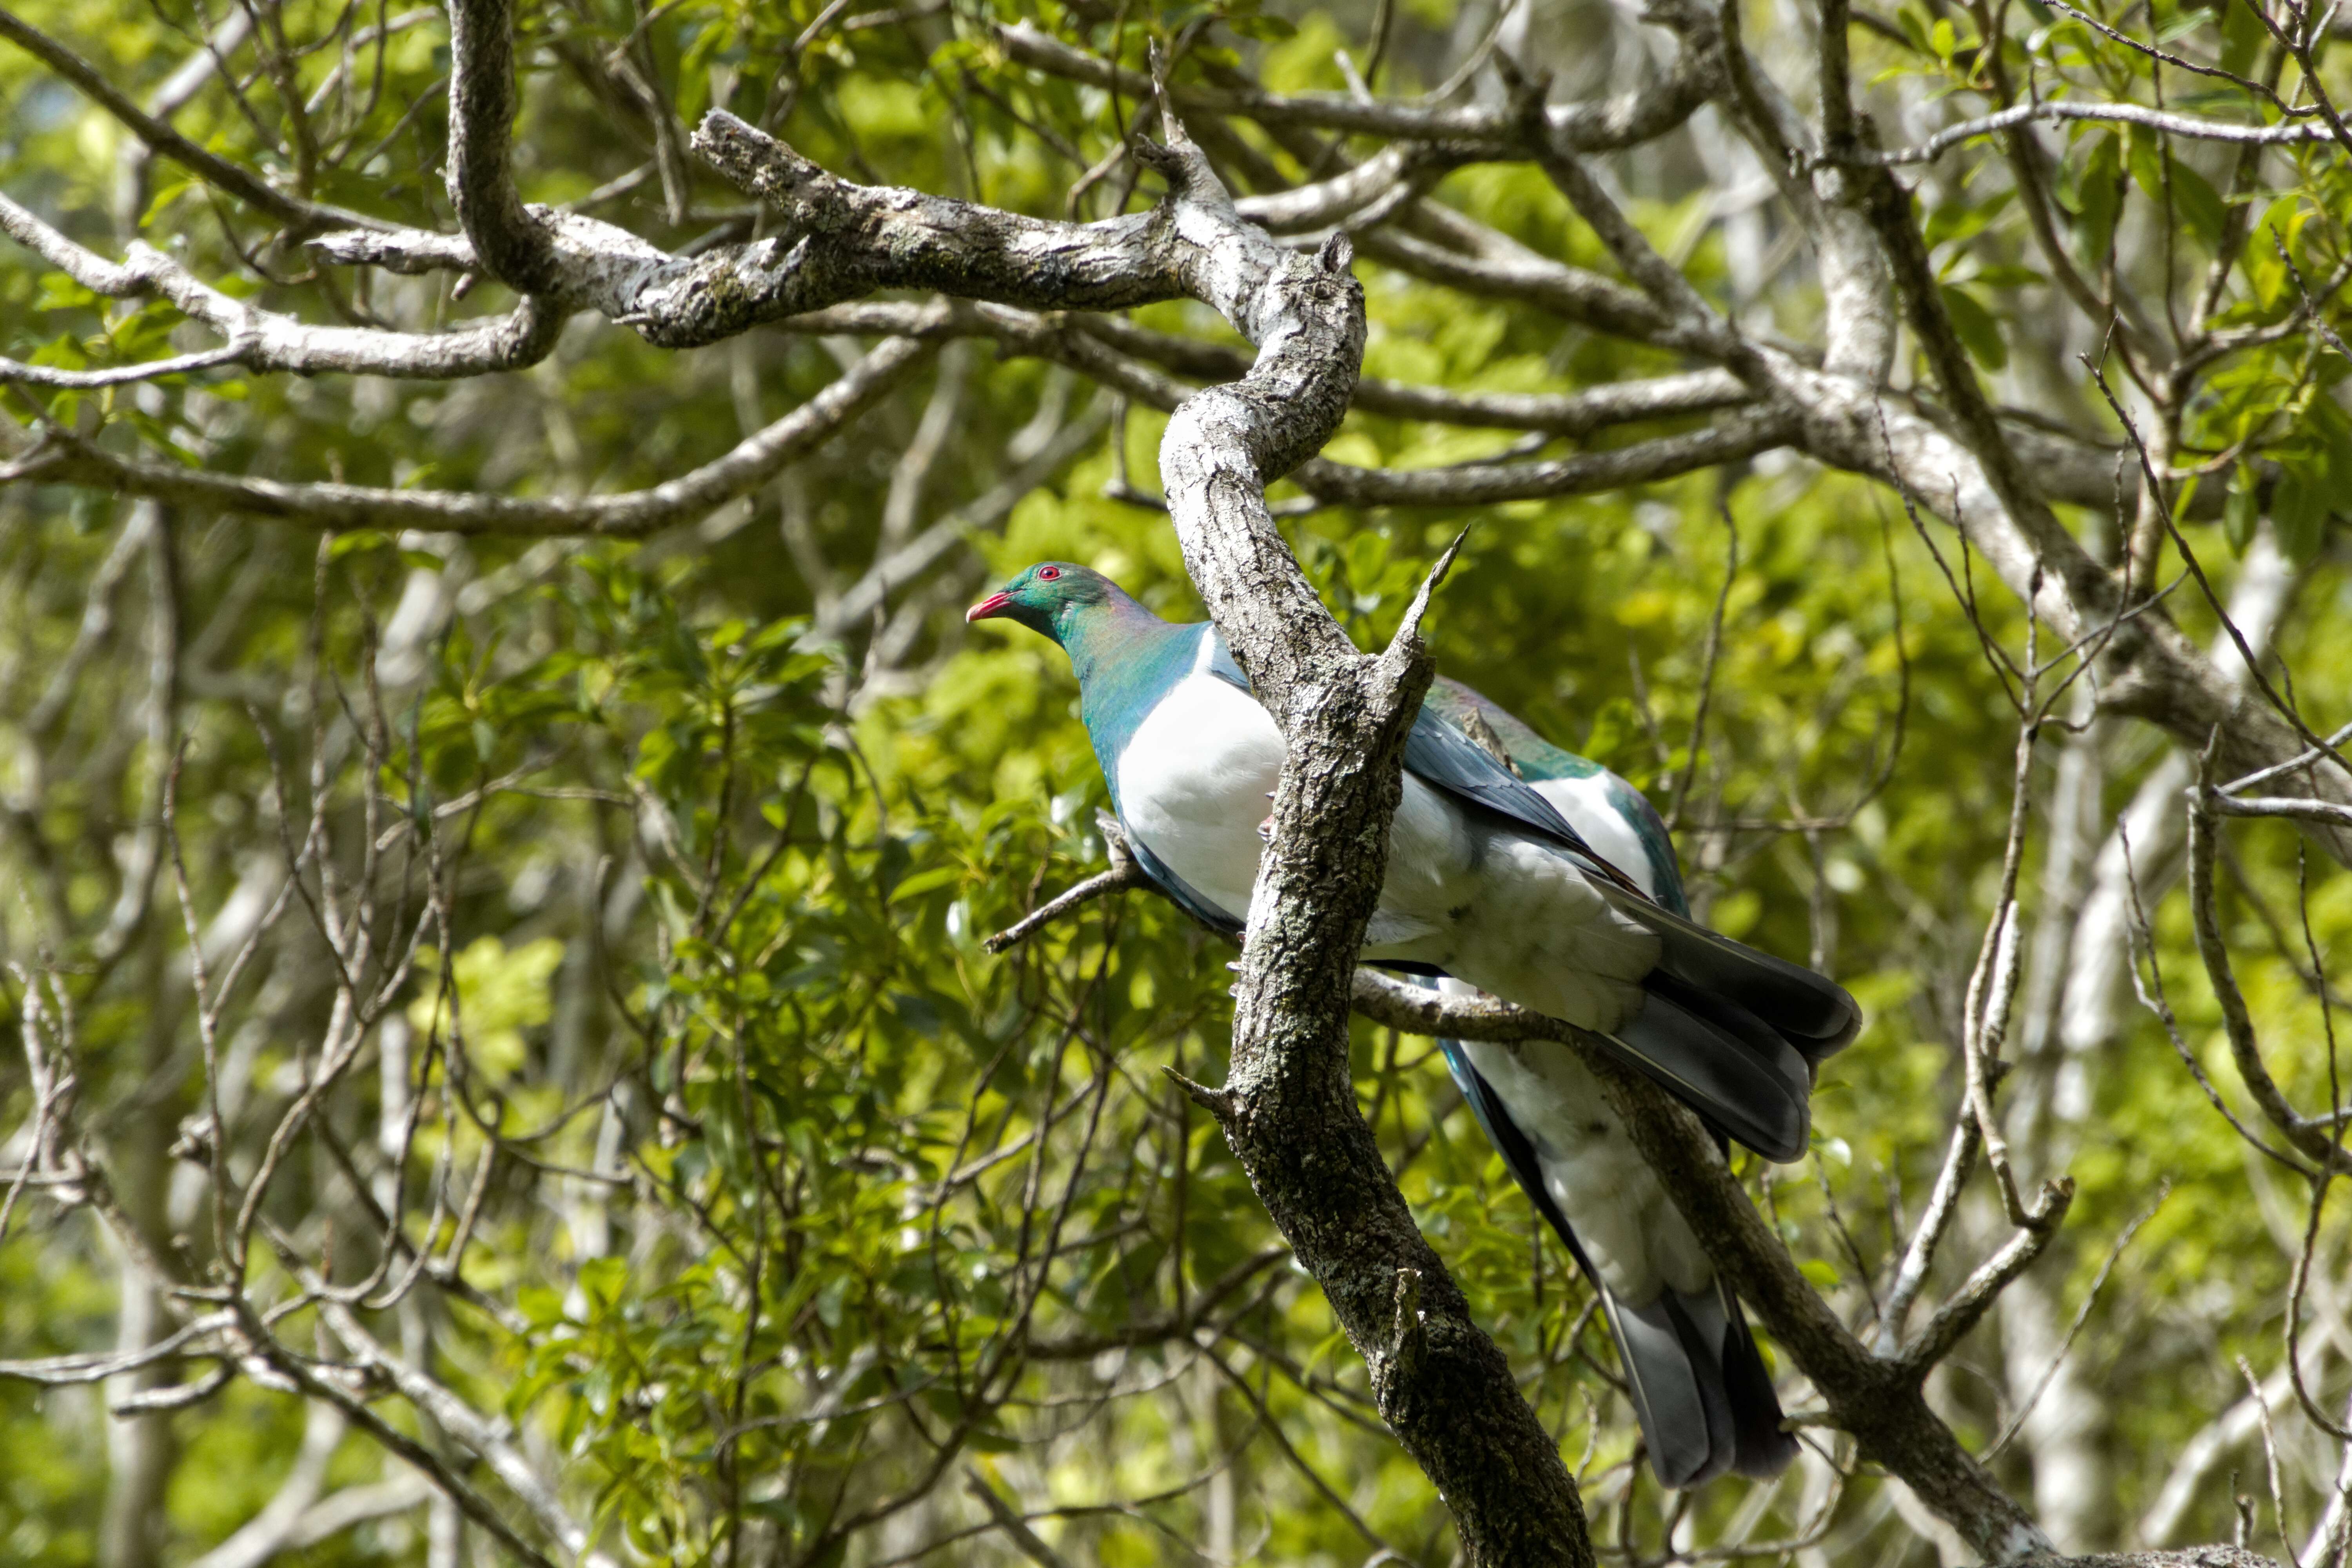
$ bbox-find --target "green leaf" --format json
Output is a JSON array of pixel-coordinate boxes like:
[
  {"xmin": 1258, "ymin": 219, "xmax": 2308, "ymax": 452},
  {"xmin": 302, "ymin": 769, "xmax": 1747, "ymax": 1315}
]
[
  {"xmin": 578, "ymin": 1255, "xmax": 629, "ymax": 1309},
  {"xmin": 2155, "ymin": 7, "xmax": 2214, "ymax": 42},
  {"xmin": 1969, "ymin": 262, "xmax": 2048, "ymax": 289},
  {"xmin": 2073, "ymin": 134, "xmax": 2125, "ymax": 265},
  {"xmin": 2224, "ymin": 463, "xmax": 2259, "ymax": 554},
  {"xmin": 2117, "ymin": 130, "xmax": 2228, "ymax": 248},
  {"xmin": 1940, "ymin": 284, "xmax": 2008, "ymax": 370},
  {"xmin": 2220, "ymin": 0, "xmax": 2267, "ymax": 74},
  {"xmin": 2312, "ymin": 405, "xmax": 2352, "ymax": 495},
  {"xmin": 1224, "ymin": 12, "xmax": 1296, "ymax": 38},
  {"xmin": 34, "ymin": 273, "xmax": 100, "ymax": 313},
  {"xmin": 2243, "ymin": 194, "xmax": 2308, "ymax": 306},
  {"xmin": 886, "ymin": 865, "xmax": 962, "ymax": 903},
  {"xmin": 327, "ymin": 530, "xmax": 394, "ymax": 560},
  {"xmin": 2169, "ymin": 158, "xmax": 2228, "ymax": 248},
  {"xmin": 1925, "ymin": 187, "xmax": 2015, "ymax": 255},
  {"xmin": 2272, "ymin": 464, "xmax": 2330, "ymax": 563}
]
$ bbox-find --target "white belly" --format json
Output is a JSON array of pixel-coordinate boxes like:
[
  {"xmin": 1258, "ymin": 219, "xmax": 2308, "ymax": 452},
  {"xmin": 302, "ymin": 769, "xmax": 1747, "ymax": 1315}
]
[
  {"xmin": 1117, "ymin": 674, "xmax": 1286, "ymax": 920},
  {"xmin": 1117, "ymin": 677, "xmax": 1657, "ymax": 1032},
  {"xmin": 1449, "ymin": 999, "xmax": 1713, "ymax": 1308}
]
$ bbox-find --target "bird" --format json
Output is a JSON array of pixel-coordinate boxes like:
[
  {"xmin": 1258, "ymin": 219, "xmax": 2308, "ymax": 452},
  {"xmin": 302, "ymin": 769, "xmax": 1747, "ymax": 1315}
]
[
  {"xmin": 1417, "ymin": 677, "xmax": 1804, "ymax": 1485},
  {"xmin": 967, "ymin": 562, "xmax": 1857, "ymax": 1147},
  {"xmin": 968, "ymin": 562, "xmax": 1853, "ymax": 1485}
]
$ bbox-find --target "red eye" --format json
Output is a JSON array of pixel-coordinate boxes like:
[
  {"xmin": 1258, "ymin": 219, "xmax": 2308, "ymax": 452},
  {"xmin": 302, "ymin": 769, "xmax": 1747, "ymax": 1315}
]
[{"xmin": 1038, "ymin": 566, "xmax": 1062, "ymax": 581}]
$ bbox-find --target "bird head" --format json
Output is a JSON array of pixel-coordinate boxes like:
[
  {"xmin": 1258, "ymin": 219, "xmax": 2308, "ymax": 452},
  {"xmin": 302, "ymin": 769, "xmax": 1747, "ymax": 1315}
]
[{"xmin": 965, "ymin": 562, "xmax": 1116, "ymax": 644}]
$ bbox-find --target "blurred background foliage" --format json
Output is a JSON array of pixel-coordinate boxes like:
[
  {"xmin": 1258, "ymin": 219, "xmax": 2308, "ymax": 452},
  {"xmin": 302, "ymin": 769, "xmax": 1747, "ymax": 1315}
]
[{"xmin": 2, "ymin": 0, "xmax": 2350, "ymax": 1562}]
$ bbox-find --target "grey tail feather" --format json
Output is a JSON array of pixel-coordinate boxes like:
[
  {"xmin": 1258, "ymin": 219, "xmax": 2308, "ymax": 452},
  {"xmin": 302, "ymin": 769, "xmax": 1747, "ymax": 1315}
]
[
  {"xmin": 1601, "ymin": 884, "xmax": 1863, "ymax": 1063},
  {"xmin": 1642, "ymin": 970, "xmax": 1812, "ymax": 1105},
  {"xmin": 1711, "ymin": 1279, "xmax": 1803, "ymax": 1478},
  {"xmin": 1606, "ymin": 988, "xmax": 1811, "ymax": 1163},
  {"xmin": 1440, "ymin": 1040, "xmax": 1795, "ymax": 1488},
  {"xmin": 1605, "ymin": 1289, "xmax": 1734, "ymax": 1488},
  {"xmin": 1606, "ymin": 1281, "xmax": 1797, "ymax": 1489}
]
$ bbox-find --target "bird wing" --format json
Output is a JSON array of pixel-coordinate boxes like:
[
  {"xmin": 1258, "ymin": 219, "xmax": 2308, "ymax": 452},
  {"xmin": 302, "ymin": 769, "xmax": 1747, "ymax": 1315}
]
[
  {"xmin": 1600, "ymin": 886, "xmax": 1863, "ymax": 1061},
  {"xmin": 1598, "ymin": 988, "xmax": 1814, "ymax": 1162},
  {"xmin": 1200, "ymin": 633, "xmax": 1654, "ymax": 901},
  {"xmin": 1406, "ymin": 706, "xmax": 1666, "ymax": 906}
]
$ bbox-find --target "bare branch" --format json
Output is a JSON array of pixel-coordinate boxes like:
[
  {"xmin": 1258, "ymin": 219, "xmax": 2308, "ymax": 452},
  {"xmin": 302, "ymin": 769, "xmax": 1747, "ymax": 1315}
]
[
  {"xmin": 994, "ymin": 20, "xmax": 1716, "ymax": 157},
  {"xmin": 985, "ymin": 818, "xmax": 1151, "ymax": 955},
  {"xmin": 443, "ymin": 0, "xmax": 564, "ymax": 294},
  {"xmin": 1874, "ymin": 1117, "xmax": 1981, "ymax": 1352},
  {"xmin": 315, "ymin": 1298, "xmax": 617, "ymax": 1568},
  {"xmin": 1860, "ymin": 100, "xmax": 2340, "ymax": 168},
  {"xmin": 1296, "ymin": 412, "xmax": 1793, "ymax": 506},
  {"xmin": 964, "ymin": 1470, "xmax": 1076, "ymax": 1568},
  {"xmin": 1348, "ymin": 969, "xmax": 2058, "ymax": 1559},
  {"xmin": 2188, "ymin": 774, "xmax": 2352, "ymax": 1174},
  {"xmin": 24, "ymin": 333, "xmax": 932, "ymax": 534},
  {"xmin": 778, "ymin": 300, "xmax": 1755, "ymax": 437},
  {"xmin": 1896, "ymin": 1193, "xmax": 2073, "ymax": 1378},
  {"xmin": 0, "ymin": 193, "xmax": 564, "ymax": 381}
]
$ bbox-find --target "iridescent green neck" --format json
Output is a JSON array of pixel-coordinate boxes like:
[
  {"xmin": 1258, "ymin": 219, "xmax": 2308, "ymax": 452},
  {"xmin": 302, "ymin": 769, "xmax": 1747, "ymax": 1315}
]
[{"xmin": 1056, "ymin": 599, "xmax": 1204, "ymax": 802}]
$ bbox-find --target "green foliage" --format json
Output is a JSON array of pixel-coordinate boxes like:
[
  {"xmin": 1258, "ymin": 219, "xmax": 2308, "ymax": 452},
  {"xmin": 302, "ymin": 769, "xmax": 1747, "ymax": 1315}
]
[{"xmin": 2, "ymin": 0, "xmax": 2351, "ymax": 1561}]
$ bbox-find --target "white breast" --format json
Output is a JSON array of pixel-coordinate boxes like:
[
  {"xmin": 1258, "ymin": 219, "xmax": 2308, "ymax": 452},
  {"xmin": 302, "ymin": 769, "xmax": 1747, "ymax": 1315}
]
[
  {"xmin": 1366, "ymin": 814, "xmax": 1658, "ymax": 1032},
  {"xmin": 1116, "ymin": 673, "xmax": 1285, "ymax": 923}
]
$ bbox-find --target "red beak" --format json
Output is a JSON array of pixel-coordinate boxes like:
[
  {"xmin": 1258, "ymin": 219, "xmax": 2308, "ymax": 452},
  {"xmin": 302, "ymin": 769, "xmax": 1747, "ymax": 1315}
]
[{"xmin": 965, "ymin": 591, "xmax": 1013, "ymax": 624}]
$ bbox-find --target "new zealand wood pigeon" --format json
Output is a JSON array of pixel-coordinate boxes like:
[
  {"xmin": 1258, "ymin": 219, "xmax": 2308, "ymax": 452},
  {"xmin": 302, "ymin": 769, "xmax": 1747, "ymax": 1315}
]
[{"xmin": 969, "ymin": 562, "xmax": 1852, "ymax": 1485}]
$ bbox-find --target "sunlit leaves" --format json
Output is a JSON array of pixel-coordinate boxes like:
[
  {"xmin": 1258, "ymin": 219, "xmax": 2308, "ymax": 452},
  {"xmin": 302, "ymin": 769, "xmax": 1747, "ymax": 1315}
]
[{"xmin": 2070, "ymin": 131, "xmax": 2128, "ymax": 268}]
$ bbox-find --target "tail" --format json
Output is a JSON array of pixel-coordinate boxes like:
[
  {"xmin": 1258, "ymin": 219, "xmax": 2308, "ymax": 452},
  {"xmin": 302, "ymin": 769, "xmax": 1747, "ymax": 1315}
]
[
  {"xmin": 1607, "ymin": 1279, "xmax": 1800, "ymax": 1487},
  {"xmin": 1604, "ymin": 884, "xmax": 1862, "ymax": 1065},
  {"xmin": 1597, "ymin": 884, "xmax": 1862, "ymax": 1163},
  {"xmin": 1437, "ymin": 1032, "xmax": 1798, "ymax": 1488}
]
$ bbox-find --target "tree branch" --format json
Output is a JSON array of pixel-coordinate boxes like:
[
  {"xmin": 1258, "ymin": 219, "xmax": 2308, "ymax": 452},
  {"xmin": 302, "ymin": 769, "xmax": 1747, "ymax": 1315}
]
[
  {"xmin": 21, "ymin": 334, "xmax": 932, "ymax": 534},
  {"xmin": 0, "ymin": 5, "xmax": 344, "ymax": 228},
  {"xmin": 1348, "ymin": 970, "xmax": 2058, "ymax": 1561},
  {"xmin": 0, "ymin": 192, "xmax": 563, "ymax": 382},
  {"xmin": 443, "ymin": 0, "xmax": 565, "ymax": 294},
  {"xmin": 1856, "ymin": 100, "xmax": 2338, "ymax": 167},
  {"xmin": 993, "ymin": 20, "xmax": 1715, "ymax": 157}
]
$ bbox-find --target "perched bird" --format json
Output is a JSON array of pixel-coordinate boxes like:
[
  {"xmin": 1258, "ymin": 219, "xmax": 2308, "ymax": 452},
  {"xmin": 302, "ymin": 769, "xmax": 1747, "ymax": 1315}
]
[
  {"xmin": 1419, "ymin": 678, "xmax": 1804, "ymax": 1485},
  {"xmin": 968, "ymin": 562, "xmax": 1856, "ymax": 1147},
  {"xmin": 968, "ymin": 562, "xmax": 1853, "ymax": 1485}
]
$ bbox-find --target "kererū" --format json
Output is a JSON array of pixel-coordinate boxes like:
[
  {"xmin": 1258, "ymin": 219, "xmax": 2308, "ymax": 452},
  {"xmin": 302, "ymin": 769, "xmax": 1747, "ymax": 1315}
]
[
  {"xmin": 968, "ymin": 563, "xmax": 1852, "ymax": 1484},
  {"xmin": 968, "ymin": 562, "xmax": 1857, "ymax": 1147},
  {"xmin": 1419, "ymin": 677, "xmax": 1804, "ymax": 1485}
]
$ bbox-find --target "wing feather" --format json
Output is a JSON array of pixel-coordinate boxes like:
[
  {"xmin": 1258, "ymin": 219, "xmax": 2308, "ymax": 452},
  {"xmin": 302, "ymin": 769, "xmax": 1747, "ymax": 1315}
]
[{"xmin": 1202, "ymin": 631, "xmax": 1654, "ymax": 898}]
